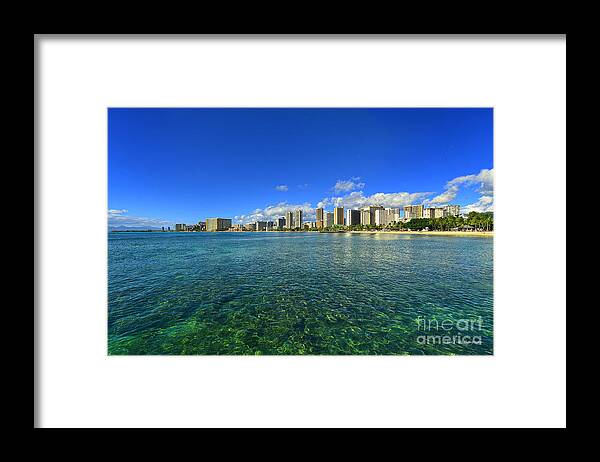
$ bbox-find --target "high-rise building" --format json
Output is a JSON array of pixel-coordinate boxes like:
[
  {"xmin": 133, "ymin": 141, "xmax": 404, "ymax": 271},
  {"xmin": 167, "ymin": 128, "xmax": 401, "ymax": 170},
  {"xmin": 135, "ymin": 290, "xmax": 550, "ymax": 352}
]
[
  {"xmin": 374, "ymin": 209, "xmax": 387, "ymax": 226},
  {"xmin": 424, "ymin": 207, "xmax": 444, "ymax": 219},
  {"xmin": 375, "ymin": 207, "xmax": 401, "ymax": 226},
  {"xmin": 386, "ymin": 208, "xmax": 401, "ymax": 223},
  {"xmin": 370, "ymin": 205, "xmax": 384, "ymax": 215},
  {"xmin": 443, "ymin": 205, "xmax": 460, "ymax": 217},
  {"xmin": 324, "ymin": 212, "xmax": 334, "ymax": 228},
  {"xmin": 315, "ymin": 207, "xmax": 324, "ymax": 229},
  {"xmin": 206, "ymin": 218, "xmax": 232, "ymax": 231},
  {"xmin": 360, "ymin": 208, "xmax": 372, "ymax": 225},
  {"xmin": 333, "ymin": 207, "xmax": 344, "ymax": 226},
  {"xmin": 360, "ymin": 205, "xmax": 384, "ymax": 225},
  {"xmin": 404, "ymin": 205, "xmax": 424, "ymax": 219},
  {"xmin": 294, "ymin": 209, "xmax": 303, "ymax": 229},
  {"xmin": 346, "ymin": 209, "xmax": 361, "ymax": 226},
  {"xmin": 285, "ymin": 211, "xmax": 294, "ymax": 229}
]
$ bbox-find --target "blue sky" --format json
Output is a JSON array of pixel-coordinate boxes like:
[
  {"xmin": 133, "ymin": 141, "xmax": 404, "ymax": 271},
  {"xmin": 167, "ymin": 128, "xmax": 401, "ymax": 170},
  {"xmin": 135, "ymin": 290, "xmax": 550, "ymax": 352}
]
[{"xmin": 108, "ymin": 108, "xmax": 493, "ymax": 228}]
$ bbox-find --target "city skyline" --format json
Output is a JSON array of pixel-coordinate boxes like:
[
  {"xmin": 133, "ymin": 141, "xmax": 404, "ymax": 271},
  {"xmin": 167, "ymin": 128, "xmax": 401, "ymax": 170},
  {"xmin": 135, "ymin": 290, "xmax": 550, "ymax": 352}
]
[
  {"xmin": 108, "ymin": 108, "xmax": 493, "ymax": 229},
  {"xmin": 166, "ymin": 203, "xmax": 467, "ymax": 233}
]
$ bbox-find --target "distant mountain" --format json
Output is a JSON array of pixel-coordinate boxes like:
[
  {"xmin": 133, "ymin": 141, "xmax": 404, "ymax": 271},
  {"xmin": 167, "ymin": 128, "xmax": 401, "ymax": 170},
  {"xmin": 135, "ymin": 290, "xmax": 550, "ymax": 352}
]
[{"xmin": 109, "ymin": 226, "xmax": 164, "ymax": 231}]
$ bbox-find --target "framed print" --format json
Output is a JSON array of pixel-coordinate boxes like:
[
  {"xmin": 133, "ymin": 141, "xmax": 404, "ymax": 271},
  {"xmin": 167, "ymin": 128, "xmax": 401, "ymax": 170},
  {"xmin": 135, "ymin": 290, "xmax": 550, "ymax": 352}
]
[{"xmin": 35, "ymin": 35, "xmax": 566, "ymax": 428}]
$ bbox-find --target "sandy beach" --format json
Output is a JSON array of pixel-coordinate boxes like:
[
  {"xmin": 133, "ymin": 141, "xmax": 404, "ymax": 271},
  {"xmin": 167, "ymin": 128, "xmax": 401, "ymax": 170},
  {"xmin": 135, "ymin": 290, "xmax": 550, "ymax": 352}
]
[
  {"xmin": 348, "ymin": 230, "xmax": 493, "ymax": 237},
  {"xmin": 221, "ymin": 230, "xmax": 493, "ymax": 237}
]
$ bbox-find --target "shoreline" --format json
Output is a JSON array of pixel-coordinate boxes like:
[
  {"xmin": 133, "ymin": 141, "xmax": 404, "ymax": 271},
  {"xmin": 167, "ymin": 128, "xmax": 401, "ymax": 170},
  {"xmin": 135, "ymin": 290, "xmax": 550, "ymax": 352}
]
[
  {"xmin": 111, "ymin": 230, "xmax": 493, "ymax": 237},
  {"xmin": 346, "ymin": 230, "xmax": 493, "ymax": 237},
  {"xmin": 216, "ymin": 230, "xmax": 493, "ymax": 237}
]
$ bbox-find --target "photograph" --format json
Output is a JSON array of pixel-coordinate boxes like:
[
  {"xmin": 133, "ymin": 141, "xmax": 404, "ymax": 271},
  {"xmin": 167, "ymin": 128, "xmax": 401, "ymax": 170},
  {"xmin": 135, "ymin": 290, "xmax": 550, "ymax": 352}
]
[{"xmin": 108, "ymin": 107, "xmax": 494, "ymax": 355}]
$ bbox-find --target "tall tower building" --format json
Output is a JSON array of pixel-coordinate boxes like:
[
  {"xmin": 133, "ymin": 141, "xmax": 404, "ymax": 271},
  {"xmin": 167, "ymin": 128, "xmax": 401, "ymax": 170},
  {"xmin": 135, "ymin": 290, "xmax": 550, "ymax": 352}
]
[
  {"xmin": 360, "ymin": 208, "xmax": 372, "ymax": 225},
  {"xmin": 294, "ymin": 209, "xmax": 303, "ymax": 229},
  {"xmin": 346, "ymin": 209, "xmax": 361, "ymax": 226},
  {"xmin": 404, "ymin": 205, "xmax": 424, "ymax": 219},
  {"xmin": 316, "ymin": 207, "xmax": 324, "ymax": 229},
  {"xmin": 333, "ymin": 207, "xmax": 344, "ymax": 226},
  {"xmin": 360, "ymin": 205, "xmax": 384, "ymax": 225},
  {"xmin": 374, "ymin": 209, "xmax": 387, "ymax": 226},
  {"xmin": 386, "ymin": 208, "xmax": 401, "ymax": 223},
  {"xmin": 369, "ymin": 205, "xmax": 384, "ymax": 216}
]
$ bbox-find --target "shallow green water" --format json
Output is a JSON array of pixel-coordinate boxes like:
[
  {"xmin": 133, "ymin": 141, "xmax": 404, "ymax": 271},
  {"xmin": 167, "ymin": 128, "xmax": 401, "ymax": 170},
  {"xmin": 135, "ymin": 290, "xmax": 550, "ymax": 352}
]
[{"xmin": 108, "ymin": 232, "xmax": 493, "ymax": 355}]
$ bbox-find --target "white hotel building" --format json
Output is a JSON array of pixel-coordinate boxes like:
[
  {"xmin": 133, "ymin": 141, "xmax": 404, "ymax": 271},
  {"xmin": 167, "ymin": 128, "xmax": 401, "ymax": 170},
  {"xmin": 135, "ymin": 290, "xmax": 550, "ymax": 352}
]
[{"xmin": 374, "ymin": 207, "xmax": 401, "ymax": 226}]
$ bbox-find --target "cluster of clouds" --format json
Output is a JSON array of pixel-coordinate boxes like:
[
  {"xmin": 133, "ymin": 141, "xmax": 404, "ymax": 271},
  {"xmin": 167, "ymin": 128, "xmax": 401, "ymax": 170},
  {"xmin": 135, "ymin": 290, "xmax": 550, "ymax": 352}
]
[
  {"xmin": 237, "ymin": 169, "xmax": 494, "ymax": 224},
  {"xmin": 108, "ymin": 209, "xmax": 172, "ymax": 229},
  {"xmin": 428, "ymin": 168, "xmax": 493, "ymax": 213},
  {"xmin": 317, "ymin": 191, "xmax": 433, "ymax": 210},
  {"xmin": 111, "ymin": 169, "xmax": 494, "ymax": 227},
  {"xmin": 333, "ymin": 177, "xmax": 366, "ymax": 193},
  {"xmin": 234, "ymin": 202, "xmax": 316, "ymax": 224},
  {"xmin": 429, "ymin": 169, "xmax": 493, "ymax": 203},
  {"xmin": 461, "ymin": 194, "xmax": 494, "ymax": 214}
]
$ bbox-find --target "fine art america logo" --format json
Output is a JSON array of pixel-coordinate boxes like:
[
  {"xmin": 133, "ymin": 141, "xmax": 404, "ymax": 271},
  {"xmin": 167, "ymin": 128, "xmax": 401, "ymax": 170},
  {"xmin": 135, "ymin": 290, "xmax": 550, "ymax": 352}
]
[{"xmin": 415, "ymin": 316, "xmax": 484, "ymax": 345}]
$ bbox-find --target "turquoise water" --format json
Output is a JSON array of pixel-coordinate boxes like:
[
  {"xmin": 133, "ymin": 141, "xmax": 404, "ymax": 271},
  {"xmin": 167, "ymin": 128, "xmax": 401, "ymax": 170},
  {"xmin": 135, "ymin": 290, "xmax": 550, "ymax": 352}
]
[{"xmin": 108, "ymin": 232, "xmax": 493, "ymax": 355}]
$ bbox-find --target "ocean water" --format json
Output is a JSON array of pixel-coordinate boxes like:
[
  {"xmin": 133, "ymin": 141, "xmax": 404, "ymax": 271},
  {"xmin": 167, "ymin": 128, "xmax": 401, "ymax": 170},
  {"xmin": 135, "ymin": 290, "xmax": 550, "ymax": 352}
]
[{"xmin": 108, "ymin": 232, "xmax": 493, "ymax": 355}]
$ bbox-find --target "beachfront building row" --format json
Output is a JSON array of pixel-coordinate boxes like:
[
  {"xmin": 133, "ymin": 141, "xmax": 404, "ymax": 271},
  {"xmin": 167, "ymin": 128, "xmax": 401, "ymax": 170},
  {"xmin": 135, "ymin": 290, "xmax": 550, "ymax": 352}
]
[
  {"xmin": 235, "ymin": 218, "xmax": 319, "ymax": 231},
  {"xmin": 174, "ymin": 222, "xmax": 206, "ymax": 232},
  {"xmin": 226, "ymin": 210, "xmax": 308, "ymax": 232},
  {"xmin": 199, "ymin": 204, "xmax": 460, "ymax": 231},
  {"xmin": 314, "ymin": 204, "xmax": 461, "ymax": 228},
  {"xmin": 319, "ymin": 205, "xmax": 398, "ymax": 227}
]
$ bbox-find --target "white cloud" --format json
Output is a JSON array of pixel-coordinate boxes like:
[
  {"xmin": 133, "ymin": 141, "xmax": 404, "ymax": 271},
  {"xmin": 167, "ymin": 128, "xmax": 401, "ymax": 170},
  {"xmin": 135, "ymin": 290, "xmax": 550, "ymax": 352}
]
[
  {"xmin": 447, "ymin": 168, "xmax": 494, "ymax": 196},
  {"xmin": 462, "ymin": 195, "xmax": 494, "ymax": 214},
  {"xmin": 235, "ymin": 202, "xmax": 315, "ymax": 224},
  {"xmin": 108, "ymin": 209, "xmax": 128, "ymax": 216},
  {"xmin": 318, "ymin": 190, "xmax": 433, "ymax": 210},
  {"xmin": 333, "ymin": 177, "xmax": 365, "ymax": 193},
  {"xmin": 429, "ymin": 168, "xmax": 494, "ymax": 205},
  {"xmin": 108, "ymin": 209, "xmax": 172, "ymax": 228},
  {"xmin": 428, "ymin": 185, "xmax": 461, "ymax": 204},
  {"xmin": 274, "ymin": 185, "xmax": 289, "ymax": 192}
]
